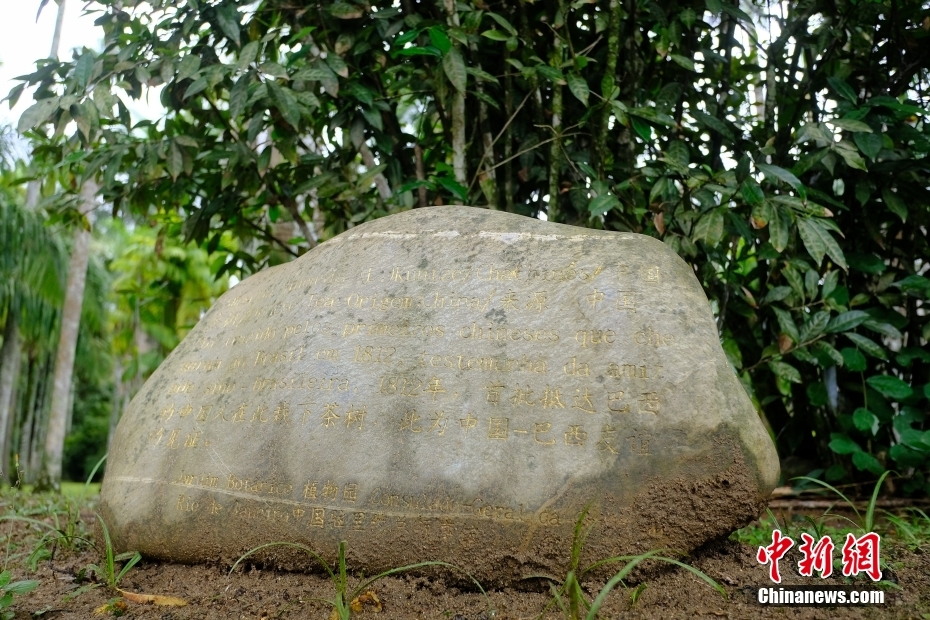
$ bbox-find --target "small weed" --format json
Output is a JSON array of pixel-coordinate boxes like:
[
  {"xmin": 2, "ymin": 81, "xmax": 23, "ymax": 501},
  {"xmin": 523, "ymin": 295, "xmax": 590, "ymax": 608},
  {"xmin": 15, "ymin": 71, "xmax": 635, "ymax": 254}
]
[
  {"xmin": 791, "ymin": 471, "xmax": 892, "ymax": 534},
  {"xmin": 231, "ymin": 539, "xmax": 490, "ymax": 620},
  {"xmin": 84, "ymin": 515, "xmax": 141, "ymax": 591},
  {"xmin": 628, "ymin": 583, "xmax": 647, "ymax": 607},
  {"xmin": 536, "ymin": 507, "xmax": 725, "ymax": 620},
  {"xmin": 0, "ymin": 454, "xmax": 106, "ymax": 568},
  {"xmin": 882, "ymin": 508, "xmax": 930, "ymax": 552},
  {"xmin": 0, "ymin": 569, "xmax": 39, "ymax": 620},
  {"xmin": 93, "ymin": 597, "xmax": 130, "ymax": 617}
]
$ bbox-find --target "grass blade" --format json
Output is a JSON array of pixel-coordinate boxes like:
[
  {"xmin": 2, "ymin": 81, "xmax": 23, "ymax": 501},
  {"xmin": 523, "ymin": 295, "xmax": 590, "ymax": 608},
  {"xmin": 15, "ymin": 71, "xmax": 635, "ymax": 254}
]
[
  {"xmin": 229, "ymin": 541, "xmax": 336, "ymax": 581},
  {"xmin": 865, "ymin": 471, "xmax": 892, "ymax": 533},
  {"xmin": 791, "ymin": 476, "xmax": 861, "ymax": 524}
]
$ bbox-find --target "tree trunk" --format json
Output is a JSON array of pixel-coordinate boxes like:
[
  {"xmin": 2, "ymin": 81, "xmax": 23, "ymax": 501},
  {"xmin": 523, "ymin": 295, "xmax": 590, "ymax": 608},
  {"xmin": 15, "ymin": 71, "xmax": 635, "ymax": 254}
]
[
  {"xmin": 17, "ymin": 350, "xmax": 39, "ymax": 486},
  {"xmin": 107, "ymin": 358, "xmax": 122, "ymax": 453},
  {"xmin": 27, "ymin": 352, "xmax": 51, "ymax": 481},
  {"xmin": 0, "ymin": 310, "xmax": 22, "ymax": 485},
  {"xmin": 36, "ymin": 181, "xmax": 96, "ymax": 490},
  {"xmin": 444, "ymin": 0, "xmax": 466, "ymax": 198}
]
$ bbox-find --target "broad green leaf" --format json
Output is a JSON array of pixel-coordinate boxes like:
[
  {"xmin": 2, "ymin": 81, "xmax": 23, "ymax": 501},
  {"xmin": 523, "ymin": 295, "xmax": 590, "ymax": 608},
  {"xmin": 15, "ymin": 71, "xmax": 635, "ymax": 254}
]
[
  {"xmin": 852, "ymin": 451, "xmax": 884, "ymax": 475},
  {"xmin": 799, "ymin": 311, "xmax": 830, "ymax": 341},
  {"xmin": 329, "ymin": 2, "xmax": 364, "ymax": 18},
  {"xmin": 566, "ymin": 73, "xmax": 589, "ymax": 106},
  {"xmin": 827, "ymin": 77, "xmax": 857, "ymax": 104},
  {"xmin": 481, "ymin": 29, "xmax": 511, "ymax": 41},
  {"xmin": 435, "ymin": 177, "xmax": 468, "ymax": 201},
  {"xmin": 890, "ymin": 444, "xmax": 926, "ymax": 468},
  {"xmin": 896, "ymin": 347, "xmax": 930, "ymax": 368},
  {"xmin": 215, "ymin": 4, "xmax": 241, "ymax": 47},
  {"xmin": 722, "ymin": 336, "xmax": 743, "ymax": 369},
  {"xmin": 692, "ymin": 209, "xmax": 724, "ymax": 246},
  {"xmin": 292, "ymin": 66, "xmax": 328, "ymax": 82},
  {"xmin": 680, "ymin": 8, "xmax": 696, "ymax": 28},
  {"xmin": 75, "ymin": 52, "xmax": 95, "ymax": 88},
  {"xmin": 259, "ymin": 62, "xmax": 289, "ymax": 79},
  {"xmin": 588, "ymin": 193, "xmax": 620, "ymax": 215},
  {"xmin": 167, "ymin": 141, "xmax": 183, "ymax": 181},
  {"xmin": 287, "ymin": 26, "xmax": 316, "ymax": 46},
  {"xmin": 772, "ymin": 307, "xmax": 800, "ymax": 342},
  {"xmin": 487, "ymin": 12, "xmax": 518, "ymax": 36},
  {"xmin": 17, "ymin": 98, "xmax": 58, "ymax": 133},
  {"xmin": 741, "ymin": 180, "xmax": 764, "ymax": 207},
  {"xmin": 826, "ymin": 310, "xmax": 869, "ymax": 333},
  {"xmin": 174, "ymin": 135, "xmax": 198, "ymax": 148},
  {"xmin": 835, "ymin": 144, "xmax": 868, "ymax": 170},
  {"xmin": 844, "ymin": 332, "xmax": 888, "ymax": 360},
  {"xmin": 893, "ymin": 275, "xmax": 930, "ymax": 298},
  {"xmin": 325, "ymin": 55, "xmax": 349, "ymax": 78},
  {"xmin": 706, "ymin": 0, "xmax": 723, "ymax": 16},
  {"xmin": 442, "ymin": 48, "xmax": 467, "ymax": 93},
  {"xmin": 768, "ymin": 201, "xmax": 790, "ymax": 252},
  {"xmin": 536, "ymin": 65, "xmax": 566, "ymax": 85},
  {"xmin": 769, "ymin": 195, "xmax": 832, "ymax": 217},
  {"xmin": 395, "ymin": 46, "xmax": 442, "ymax": 58},
  {"xmin": 357, "ymin": 163, "xmax": 388, "ymax": 189},
  {"xmin": 313, "ymin": 60, "xmax": 339, "ymax": 96},
  {"xmin": 863, "ymin": 319, "xmax": 902, "ymax": 340},
  {"xmin": 881, "ymin": 188, "xmax": 907, "ymax": 222},
  {"xmin": 228, "ymin": 75, "xmax": 249, "ymax": 119},
  {"xmin": 183, "ymin": 77, "xmax": 208, "ymax": 99},
  {"xmin": 295, "ymin": 90, "xmax": 320, "ymax": 111},
  {"xmin": 866, "ymin": 375, "xmax": 913, "ymax": 401},
  {"xmin": 346, "ymin": 82, "xmax": 374, "ymax": 106},
  {"xmin": 847, "ymin": 252, "xmax": 885, "ymax": 274},
  {"xmin": 757, "ymin": 162, "xmax": 806, "ymax": 200},
  {"xmin": 769, "ymin": 361, "xmax": 801, "ymax": 383},
  {"xmin": 428, "ymin": 27, "xmax": 451, "ymax": 54},
  {"xmin": 669, "ymin": 54, "xmax": 695, "ymax": 71},
  {"xmin": 764, "ymin": 286, "xmax": 791, "ymax": 305},
  {"xmin": 841, "ymin": 347, "xmax": 867, "ymax": 371},
  {"xmin": 266, "ymin": 80, "xmax": 300, "ymax": 128},
  {"xmin": 665, "ymin": 140, "xmax": 690, "ymax": 168},
  {"xmin": 829, "ymin": 434, "xmax": 861, "ymax": 455},
  {"xmin": 692, "ymin": 110, "xmax": 734, "ymax": 141},
  {"xmin": 71, "ymin": 101, "xmax": 97, "ymax": 141},
  {"xmin": 868, "ymin": 95, "xmax": 929, "ymax": 116},
  {"xmin": 852, "ymin": 408, "xmax": 878, "ymax": 434},
  {"xmin": 797, "ymin": 218, "xmax": 847, "ymax": 270},
  {"xmin": 465, "ymin": 67, "xmax": 499, "ymax": 84},
  {"xmin": 813, "ymin": 341, "xmax": 844, "ymax": 367},
  {"xmin": 821, "ymin": 270, "xmax": 839, "ymax": 299},
  {"xmin": 360, "ymin": 106, "xmax": 383, "ymax": 131},
  {"xmin": 854, "ymin": 132, "xmax": 883, "ymax": 161},
  {"xmin": 177, "ymin": 55, "xmax": 201, "ymax": 82},
  {"xmin": 805, "ymin": 268, "xmax": 819, "ymax": 300},
  {"xmin": 828, "ymin": 118, "xmax": 872, "ymax": 133}
]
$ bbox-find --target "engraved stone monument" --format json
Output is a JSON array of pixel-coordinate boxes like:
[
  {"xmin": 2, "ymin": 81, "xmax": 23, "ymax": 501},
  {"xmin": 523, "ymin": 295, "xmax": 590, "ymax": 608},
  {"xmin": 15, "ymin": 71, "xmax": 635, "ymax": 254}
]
[{"xmin": 100, "ymin": 206, "xmax": 779, "ymax": 583}]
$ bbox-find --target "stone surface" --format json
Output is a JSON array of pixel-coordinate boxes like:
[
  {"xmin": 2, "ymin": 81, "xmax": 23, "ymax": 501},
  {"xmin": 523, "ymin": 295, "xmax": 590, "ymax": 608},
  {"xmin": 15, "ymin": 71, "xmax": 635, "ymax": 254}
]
[{"xmin": 100, "ymin": 206, "xmax": 779, "ymax": 584}]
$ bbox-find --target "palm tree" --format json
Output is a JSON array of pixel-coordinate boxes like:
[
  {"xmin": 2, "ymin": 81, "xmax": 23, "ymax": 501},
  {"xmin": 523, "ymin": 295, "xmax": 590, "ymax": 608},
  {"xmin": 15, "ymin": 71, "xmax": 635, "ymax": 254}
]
[{"xmin": 0, "ymin": 164, "xmax": 66, "ymax": 484}]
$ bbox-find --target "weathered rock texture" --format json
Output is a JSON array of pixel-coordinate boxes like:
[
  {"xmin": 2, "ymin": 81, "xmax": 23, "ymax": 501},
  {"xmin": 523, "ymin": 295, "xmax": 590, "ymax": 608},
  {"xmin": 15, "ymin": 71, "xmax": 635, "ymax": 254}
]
[{"xmin": 100, "ymin": 207, "xmax": 779, "ymax": 584}]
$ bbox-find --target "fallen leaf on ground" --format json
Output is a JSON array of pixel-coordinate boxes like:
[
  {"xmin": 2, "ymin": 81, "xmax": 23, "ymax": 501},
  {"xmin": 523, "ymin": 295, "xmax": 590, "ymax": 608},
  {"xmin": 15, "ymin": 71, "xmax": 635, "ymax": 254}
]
[
  {"xmin": 93, "ymin": 599, "xmax": 129, "ymax": 615},
  {"xmin": 117, "ymin": 588, "xmax": 188, "ymax": 606},
  {"xmin": 350, "ymin": 590, "xmax": 383, "ymax": 613}
]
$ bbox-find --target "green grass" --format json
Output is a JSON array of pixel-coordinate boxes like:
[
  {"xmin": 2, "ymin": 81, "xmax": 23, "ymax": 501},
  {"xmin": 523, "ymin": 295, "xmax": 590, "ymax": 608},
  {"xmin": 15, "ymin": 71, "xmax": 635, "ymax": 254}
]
[
  {"xmin": 534, "ymin": 507, "xmax": 726, "ymax": 620},
  {"xmin": 15, "ymin": 482, "xmax": 100, "ymax": 497},
  {"xmin": 231, "ymin": 540, "xmax": 491, "ymax": 619}
]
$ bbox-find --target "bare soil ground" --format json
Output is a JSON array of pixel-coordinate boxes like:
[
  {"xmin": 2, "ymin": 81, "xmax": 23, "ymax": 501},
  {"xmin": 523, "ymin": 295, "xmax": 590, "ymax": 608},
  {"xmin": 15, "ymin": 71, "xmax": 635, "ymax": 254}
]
[{"xmin": 2, "ymin": 498, "xmax": 928, "ymax": 619}]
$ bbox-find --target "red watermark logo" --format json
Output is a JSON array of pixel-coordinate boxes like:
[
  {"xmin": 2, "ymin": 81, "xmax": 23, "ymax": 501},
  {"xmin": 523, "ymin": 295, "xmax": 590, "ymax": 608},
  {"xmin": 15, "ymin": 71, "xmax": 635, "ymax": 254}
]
[{"xmin": 757, "ymin": 530, "xmax": 881, "ymax": 583}]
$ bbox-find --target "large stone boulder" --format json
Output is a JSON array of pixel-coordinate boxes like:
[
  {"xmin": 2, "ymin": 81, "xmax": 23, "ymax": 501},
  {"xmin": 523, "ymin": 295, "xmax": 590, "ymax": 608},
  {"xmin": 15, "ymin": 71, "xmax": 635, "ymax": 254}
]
[{"xmin": 100, "ymin": 206, "xmax": 779, "ymax": 584}]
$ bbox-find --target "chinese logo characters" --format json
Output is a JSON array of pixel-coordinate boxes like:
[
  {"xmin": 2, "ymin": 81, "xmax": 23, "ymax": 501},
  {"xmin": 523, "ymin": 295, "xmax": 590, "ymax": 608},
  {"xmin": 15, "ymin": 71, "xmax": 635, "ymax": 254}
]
[{"xmin": 757, "ymin": 530, "xmax": 882, "ymax": 583}]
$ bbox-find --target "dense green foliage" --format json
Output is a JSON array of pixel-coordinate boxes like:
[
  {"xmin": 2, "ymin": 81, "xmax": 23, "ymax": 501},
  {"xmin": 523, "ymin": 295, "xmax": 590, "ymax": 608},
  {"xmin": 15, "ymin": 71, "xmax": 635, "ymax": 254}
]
[{"xmin": 6, "ymin": 0, "xmax": 930, "ymax": 490}]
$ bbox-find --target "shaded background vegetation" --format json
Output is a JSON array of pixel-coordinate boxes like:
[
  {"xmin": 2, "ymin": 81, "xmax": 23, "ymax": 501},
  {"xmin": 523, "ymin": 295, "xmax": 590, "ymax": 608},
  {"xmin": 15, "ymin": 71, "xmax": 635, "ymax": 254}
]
[{"xmin": 2, "ymin": 0, "xmax": 929, "ymax": 493}]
